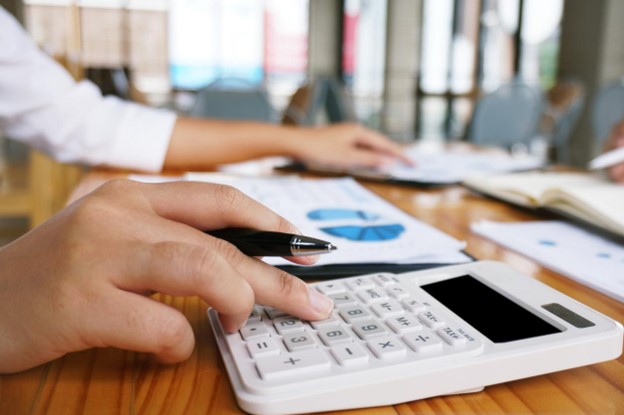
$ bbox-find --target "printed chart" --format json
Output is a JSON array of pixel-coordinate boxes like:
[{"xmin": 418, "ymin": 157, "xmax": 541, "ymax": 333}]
[
  {"xmin": 307, "ymin": 208, "xmax": 404, "ymax": 241},
  {"xmin": 181, "ymin": 174, "xmax": 469, "ymax": 266}
]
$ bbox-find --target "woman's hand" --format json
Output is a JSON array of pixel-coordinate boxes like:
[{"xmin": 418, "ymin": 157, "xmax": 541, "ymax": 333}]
[
  {"xmin": 165, "ymin": 118, "xmax": 411, "ymax": 171},
  {"xmin": 292, "ymin": 123, "xmax": 412, "ymax": 168}
]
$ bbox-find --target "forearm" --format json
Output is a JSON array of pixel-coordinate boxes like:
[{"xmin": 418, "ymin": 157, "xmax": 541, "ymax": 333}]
[{"xmin": 163, "ymin": 117, "xmax": 305, "ymax": 169}]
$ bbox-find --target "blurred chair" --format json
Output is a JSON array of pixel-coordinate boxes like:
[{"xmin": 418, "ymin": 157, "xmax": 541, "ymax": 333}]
[
  {"xmin": 542, "ymin": 79, "xmax": 586, "ymax": 163},
  {"xmin": 189, "ymin": 78, "xmax": 277, "ymax": 123},
  {"xmin": 85, "ymin": 67, "xmax": 131, "ymax": 100},
  {"xmin": 282, "ymin": 77, "xmax": 356, "ymax": 126},
  {"xmin": 466, "ymin": 79, "xmax": 544, "ymax": 150},
  {"xmin": 591, "ymin": 77, "xmax": 624, "ymax": 150}
]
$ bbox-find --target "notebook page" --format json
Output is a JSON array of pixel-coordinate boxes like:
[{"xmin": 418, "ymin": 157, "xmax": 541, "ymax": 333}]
[
  {"xmin": 542, "ymin": 184, "xmax": 624, "ymax": 236},
  {"xmin": 463, "ymin": 172, "xmax": 606, "ymax": 206}
]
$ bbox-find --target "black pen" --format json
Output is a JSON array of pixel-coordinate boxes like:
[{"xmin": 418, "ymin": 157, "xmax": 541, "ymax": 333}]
[{"xmin": 206, "ymin": 228, "xmax": 337, "ymax": 257}]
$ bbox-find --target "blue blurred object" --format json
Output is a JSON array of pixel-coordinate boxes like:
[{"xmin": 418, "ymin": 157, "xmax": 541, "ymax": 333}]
[
  {"xmin": 307, "ymin": 208, "xmax": 380, "ymax": 221},
  {"xmin": 466, "ymin": 79, "xmax": 544, "ymax": 149},
  {"xmin": 189, "ymin": 78, "xmax": 277, "ymax": 123},
  {"xmin": 545, "ymin": 79, "xmax": 586, "ymax": 163},
  {"xmin": 591, "ymin": 77, "xmax": 624, "ymax": 149},
  {"xmin": 319, "ymin": 224, "xmax": 405, "ymax": 242},
  {"xmin": 282, "ymin": 77, "xmax": 356, "ymax": 126}
]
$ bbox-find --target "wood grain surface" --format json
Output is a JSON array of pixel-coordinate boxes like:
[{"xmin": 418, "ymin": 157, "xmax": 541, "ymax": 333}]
[{"xmin": 1, "ymin": 171, "xmax": 622, "ymax": 415}]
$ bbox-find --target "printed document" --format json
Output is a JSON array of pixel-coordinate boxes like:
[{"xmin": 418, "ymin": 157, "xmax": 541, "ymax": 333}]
[
  {"xmin": 472, "ymin": 220, "xmax": 624, "ymax": 302},
  {"xmin": 184, "ymin": 174, "xmax": 469, "ymax": 266}
]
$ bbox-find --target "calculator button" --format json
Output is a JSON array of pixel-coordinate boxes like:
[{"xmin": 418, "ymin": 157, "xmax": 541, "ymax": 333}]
[
  {"xmin": 316, "ymin": 282, "xmax": 346, "ymax": 295},
  {"xmin": 246, "ymin": 336, "xmax": 280, "ymax": 358},
  {"xmin": 357, "ymin": 288, "xmax": 389, "ymax": 304},
  {"xmin": 386, "ymin": 314, "xmax": 423, "ymax": 334},
  {"xmin": 255, "ymin": 349, "xmax": 331, "ymax": 381},
  {"xmin": 370, "ymin": 300, "xmax": 404, "ymax": 318},
  {"xmin": 273, "ymin": 316, "xmax": 305, "ymax": 334},
  {"xmin": 403, "ymin": 331, "xmax": 443, "ymax": 353},
  {"xmin": 367, "ymin": 336, "xmax": 407, "ymax": 359},
  {"xmin": 282, "ymin": 332, "xmax": 318, "ymax": 351},
  {"xmin": 346, "ymin": 277, "xmax": 375, "ymax": 291},
  {"xmin": 247, "ymin": 306, "xmax": 263, "ymax": 323},
  {"xmin": 317, "ymin": 326, "xmax": 354, "ymax": 345},
  {"xmin": 339, "ymin": 305, "xmax": 371, "ymax": 323},
  {"xmin": 330, "ymin": 343, "xmax": 370, "ymax": 367},
  {"xmin": 309, "ymin": 314, "xmax": 341, "ymax": 329},
  {"xmin": 264, "ymin": 307, "xmax": 288, "ymax": 320},
  {"xmin": 372, "ymin": 274, "xmax": 396, "ymax": 287},
  {"xmin": 352, "ymin": 320, "xmax": 389, "ymax": 339},
  {"xmin": 387, "ymin": 286, "xmax": 410, "ymax": 300},
  {"xmin": 329, "ymin": 293, "xmax": 359, "ymax": 308},
  {"xmin": 437, "ymin": 327, "xmax": 468, "ymax": 347},
  {"xmin": 418, "ymin": 310, "xmax": 445, "ymax": 328},
  {"xmin": 240, "ymin": 321, "xmax": 270, "ymax": 340},
  {"xmin": 402, "ymin": 298, "xmax": 426, "ymax": 313},
  {"xmin": 455, "ymin": 327, "xmax": 480, "ymax": 344}
]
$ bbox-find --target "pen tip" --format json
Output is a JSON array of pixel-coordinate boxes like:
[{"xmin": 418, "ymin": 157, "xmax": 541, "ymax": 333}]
[{"xmin": 327, "ymin": 243, "xmax": 337, "ymax": 251}]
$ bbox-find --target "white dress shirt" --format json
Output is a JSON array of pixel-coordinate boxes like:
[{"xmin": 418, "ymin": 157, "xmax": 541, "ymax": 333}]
[{"xmin": 0, "ymin": 7, "xmax": 177, "ymax": 172}]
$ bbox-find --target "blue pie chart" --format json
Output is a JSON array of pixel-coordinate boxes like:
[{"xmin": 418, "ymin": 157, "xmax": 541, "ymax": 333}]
[
  {"xmin": 319, "ymin": 224, "xmax": 405, "ymax": 242},
  {"xmin": 307, "ymin": 208, "xmax": 380, "ymax": 221}
]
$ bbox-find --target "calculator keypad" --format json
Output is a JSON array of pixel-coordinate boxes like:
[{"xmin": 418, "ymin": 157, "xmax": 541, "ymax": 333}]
[{"xmin": 216, "ymin": 273, "xmax": 484, "ymax": 389}]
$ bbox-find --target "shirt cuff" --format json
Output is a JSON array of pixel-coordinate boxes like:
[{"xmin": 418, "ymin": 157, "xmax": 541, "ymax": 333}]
[{"xmin": 106, "ymin": 102, "xmax": 178, "ymax": 173}]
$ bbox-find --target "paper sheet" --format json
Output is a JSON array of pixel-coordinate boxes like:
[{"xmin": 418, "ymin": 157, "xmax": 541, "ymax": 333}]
[
  {"xmin": 382, "ymin": 145, "xmax": 545, "ymax": 184},
  {"xmin": 181, "ymin": 174, "xmax": 468, "ymax": 266},
  {"xmin": 471, "ymin": 220, "xmax": 624, "ymax": 302}
]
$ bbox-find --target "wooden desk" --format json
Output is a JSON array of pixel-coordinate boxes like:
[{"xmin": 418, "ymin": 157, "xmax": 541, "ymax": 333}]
[{"xmin": 2, "ymin": 171, "xmax": 623, "ymax": 415}]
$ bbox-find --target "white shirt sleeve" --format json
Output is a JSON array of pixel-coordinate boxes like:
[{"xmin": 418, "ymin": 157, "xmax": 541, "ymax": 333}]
[{"xmin": 0, "ymin": 8, "xmax": 177, "ymax": 172}]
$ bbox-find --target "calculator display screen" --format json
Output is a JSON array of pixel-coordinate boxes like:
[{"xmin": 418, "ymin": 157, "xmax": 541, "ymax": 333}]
[{"xmin": 421, "ymin": 275, "xmax": 561, "ymax": 343}]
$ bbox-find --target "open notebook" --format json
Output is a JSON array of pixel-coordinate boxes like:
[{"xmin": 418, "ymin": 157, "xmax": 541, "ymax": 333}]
[{"xmin": 463, "ymin": 171, "xmax": 624, "ymax": 240}]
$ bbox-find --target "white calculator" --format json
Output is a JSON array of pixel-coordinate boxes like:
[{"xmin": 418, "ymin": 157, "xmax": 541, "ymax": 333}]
[{"xmin": 207, "ymin": 260, "xmax": 623, "ymax": 415}]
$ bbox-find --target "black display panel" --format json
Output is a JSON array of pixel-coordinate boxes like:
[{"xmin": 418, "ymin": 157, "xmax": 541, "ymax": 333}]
[{"xmin": 421, "ymin": 275, "xmax": 561, "ymax": 343}]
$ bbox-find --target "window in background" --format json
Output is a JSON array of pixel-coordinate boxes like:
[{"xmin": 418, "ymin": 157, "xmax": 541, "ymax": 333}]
[
  {"xmin": 169, "ymin": 0, "xmax": 264, "ymax": 90},
  {"xmin": 479, "ymin": 0, "xmax": 517, "ymax": 92},
  {"xmin": 126, "ymin": 2, "xmax": 170, "ymax": 98},
  {"xmin": 479, "ymin": 0, "xmax": 562, "ymax": 90},
  {"xmin": 342, "ymin": 0, "xmax": 387, "ymax": 129},
  {"xmin": 420, "ymin": 0, "xmax": 453, "ymax": 95},
  {"xmin": 418, "ymin": 0, "xmax": 479, "ymax": 140},
  {"xmin": 517, "ymin": 0, "xmax": 563, "ymax": 88},
  {"xmin": 169, "ymin": 0, "xmax": 308, "ymax": 111},
  {"xmin": 264, "ymin": 0, "xmax": 309, "ymax": 109},
  {"xmin": 417, "ymin": 0, "xmax": 562, "ymax": 141},
  {"xmin": 24, "ymin": 0, "xmax": 170, "ymax": 103},
  {"xmin": 23, "ymin": 0, "xmax": 74, "ymax": 58}
]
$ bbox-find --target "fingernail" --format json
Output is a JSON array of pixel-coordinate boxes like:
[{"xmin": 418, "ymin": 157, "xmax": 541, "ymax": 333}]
[
  {"xmin": 220, "ymin": 315, "xmax": 246, "ymax": 333},
  {"xmin": 303, "ymin": 254, "xmax": 320, "ymax": 264},
  {"xmin": 308, "ymin": 287, "xmax": 334, "ymax": 317}
]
